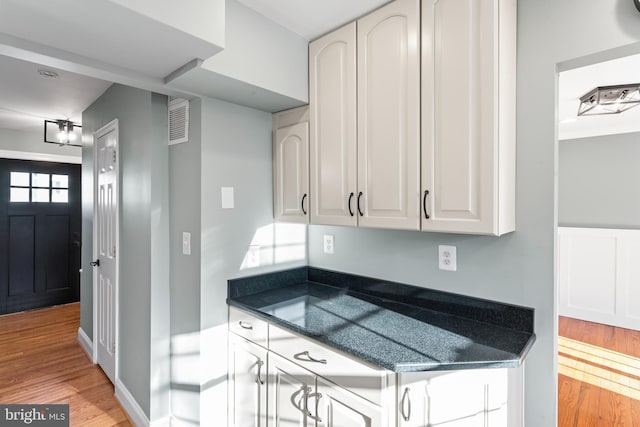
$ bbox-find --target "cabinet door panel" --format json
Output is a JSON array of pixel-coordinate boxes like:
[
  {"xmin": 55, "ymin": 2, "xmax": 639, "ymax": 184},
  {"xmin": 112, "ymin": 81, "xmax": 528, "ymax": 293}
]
[
  {"xmin": 310, "ymin": 23, "xmax": 357, "ymax": 227},
  {"xmin": 316, "ymin": 378, "xmax": 383, "ymax": 427},
  {"xmin": 275, "ymin": 121, "xmax": 309, "ymax": 224},
  {"xmin": 228, "ymin": 336, "xmax": 267, "ymax": 427},
  {"xmin": 422, "ymin": 0, "xmax": 498, "ymax": 234},
  {"xmin": 269, "ymin": 353, "xmax": 315, "ymax": 427},
  {"xmin": 357, "ymin": 0, "xmax": 420, "ymax": 230},
  {"xmin": 398, "ymin": 369, "xmax": 509, "ymax": 427}
]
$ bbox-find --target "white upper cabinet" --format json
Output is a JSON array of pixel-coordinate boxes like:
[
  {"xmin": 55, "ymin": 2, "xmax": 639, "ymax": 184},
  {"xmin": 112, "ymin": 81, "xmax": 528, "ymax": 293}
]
[
  {"xmin": 357, "ymin": 0, "xmax": 421, "ymax": 230},
  {"xmin": 421, "ymin": 0, "xmax": 516, "ymax": 235},
  {"xmin": 309, "ymin": 22, "xmax": 358, "ymax": 227},
  {"xmin": 273, "ymin": 106, "xmax": 310, "ymax": 224}
]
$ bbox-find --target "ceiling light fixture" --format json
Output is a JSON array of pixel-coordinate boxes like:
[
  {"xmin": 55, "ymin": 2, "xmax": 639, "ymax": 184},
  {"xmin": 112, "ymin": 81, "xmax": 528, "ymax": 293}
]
[
  {"xmin": 37, "ymin": 69, "xmax": 59, "ymax": 78},
  {"xmin": 577, "ymin": 83, "xmax": 640, "ymax": 116},
  {"xmin": 44, "ymin": 120, "xmax": 82, "ymax": 147}
]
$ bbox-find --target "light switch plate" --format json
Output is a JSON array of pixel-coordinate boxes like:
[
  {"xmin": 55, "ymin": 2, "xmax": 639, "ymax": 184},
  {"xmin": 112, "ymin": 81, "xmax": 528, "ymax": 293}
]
[
  {"xmin": 221, "ymin": 187, "xmax": 234, "ymax": 209},
  {"xmin": 182, "ymin": 232, "xmax": 191, "ymax": 255},
  {"xmin": 323, "ymin": 234, "xmax": 335, "ymax": 254},
  {"xmin": 439, "ymin": 245, "xmax": 457, "ymax": 271}
]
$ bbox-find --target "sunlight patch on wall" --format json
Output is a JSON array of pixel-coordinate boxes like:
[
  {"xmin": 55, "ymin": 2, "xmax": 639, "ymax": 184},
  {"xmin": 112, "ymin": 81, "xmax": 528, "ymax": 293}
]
[{"xmin": 240, "ymin": 223, "xmax": 306, "ymax": 269}]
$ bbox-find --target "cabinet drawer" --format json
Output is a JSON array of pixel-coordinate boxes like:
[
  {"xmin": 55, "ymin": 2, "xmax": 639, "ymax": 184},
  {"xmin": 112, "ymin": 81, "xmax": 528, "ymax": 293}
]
[
  {"xmin": 228, "ymin": 307, "xmax": 268, "ymax": 348},
  {"xmin": 269, "ymin": 324, "xmax": 392, "ymax": 406}
]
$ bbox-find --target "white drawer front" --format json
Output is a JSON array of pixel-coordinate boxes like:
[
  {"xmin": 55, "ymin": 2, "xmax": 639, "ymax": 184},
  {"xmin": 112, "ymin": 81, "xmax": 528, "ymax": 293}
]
[
  {"xmin": 269, "ymin": 324, "xmax": 391, "ymax": 406},
  {"xmin": 229, "ymin": 307, "xmax": 269, "ymax": 348}
]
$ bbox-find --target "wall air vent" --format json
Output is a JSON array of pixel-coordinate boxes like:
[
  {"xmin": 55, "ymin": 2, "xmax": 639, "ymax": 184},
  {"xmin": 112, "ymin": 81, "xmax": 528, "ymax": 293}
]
[{"xmin": 168, "ymin": 98, "xmax": 189, "ymax": 145}]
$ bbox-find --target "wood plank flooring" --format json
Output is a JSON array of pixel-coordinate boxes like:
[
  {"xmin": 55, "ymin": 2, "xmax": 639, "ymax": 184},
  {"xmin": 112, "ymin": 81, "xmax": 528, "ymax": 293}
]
[
  {"xmin": 0, "ymin": 303, "xmax": 132, "ymax": 426},
  {"xmin": 559, "ymin": 316, "xmax": 640, "ymax": 427}
]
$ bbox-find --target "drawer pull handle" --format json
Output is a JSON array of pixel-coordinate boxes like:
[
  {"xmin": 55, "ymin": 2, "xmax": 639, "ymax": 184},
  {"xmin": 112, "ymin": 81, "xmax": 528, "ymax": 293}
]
[
  {"xmin": 306, "ymin": 392, "xmax": 323, "ymax": 423},
  {"xmin": 238, "ymin": 321, "xmax": 253, "ymax": 330},
  {"xmin": 294, "ymin": 351, "xmax": 327, "ymax": 364},
  {"xmin": 401, "ymin": 387, "xmax": 411, "ymax": 421},
  {"xmin": 255, "ymin": 359, "xmax": 264, "ymax": 385}
]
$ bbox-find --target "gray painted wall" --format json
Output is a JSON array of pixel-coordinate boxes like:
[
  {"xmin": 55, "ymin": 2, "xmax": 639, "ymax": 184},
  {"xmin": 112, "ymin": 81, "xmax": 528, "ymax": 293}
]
[
  {"xmin": 81, "ymin": 84, "xmax": 170, "ymax": 421},
  {"xmin": 0, "ymin": 127, "xmax": 81, "ymax": 160},
  {"xmin": 559, "ymin": 132, "xmax": 640, "ymax": 229},
  {"xmin": 199, "ymin": 96, "xmax": 306, "ymax": 425},
  {"xmin": 308, "ymin": 1, "xmax": 640, "ymax": 426},
  {"xmin": 169, "ymin": 99, "xmax": 203, "ymax": 425}
]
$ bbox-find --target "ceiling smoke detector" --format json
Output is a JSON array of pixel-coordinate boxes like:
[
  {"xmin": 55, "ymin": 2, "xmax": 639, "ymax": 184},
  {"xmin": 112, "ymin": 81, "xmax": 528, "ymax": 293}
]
[{"xmin": 37, "ymin": 69, "xmax": 59, "ymax": 78}]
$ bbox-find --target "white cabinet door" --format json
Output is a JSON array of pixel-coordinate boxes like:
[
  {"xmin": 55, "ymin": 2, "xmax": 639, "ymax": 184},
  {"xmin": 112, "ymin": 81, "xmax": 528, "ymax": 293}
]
[
  {"xmin": 357, "ymin": 0, "xmax": 420, "ymax": 230},
  {"xmin": 421, "ymin": 0, "xmax": 516, "ymax": 235},
  {"xmin": 398, "ymin": 369, "xmax": 509, "ymax": 427},
  {"xmin": 228, "ymin": 335, "xmax": 268, "ymax": 427},
  {"xmin": 309, "ymin": 22, "xmax": 358, "ymax": 227},
  {"xmin": 316, "ymin": 377, "xmax": 384, "ymax": 427},
  {"xmin": 269, "ymin": 353, "xmax": 316, "ymax": 427},
  {"xmin": 274, "ymin": 107, "xmax": 310, "ymax": 224}
]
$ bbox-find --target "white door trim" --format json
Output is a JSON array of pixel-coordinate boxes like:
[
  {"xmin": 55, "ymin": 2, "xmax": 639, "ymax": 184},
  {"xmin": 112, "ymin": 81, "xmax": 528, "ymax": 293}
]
[{"xmin": 92, "ymin": 119, "xmax": 120, "ymax": 382}]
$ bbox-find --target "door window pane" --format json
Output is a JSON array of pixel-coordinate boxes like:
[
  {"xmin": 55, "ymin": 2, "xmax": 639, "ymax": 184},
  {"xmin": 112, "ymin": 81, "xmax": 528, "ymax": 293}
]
[
  {"xmin": 10, "ymin": 172, "xmax": 29, "ymax": 187},
  {"xmin": 10, "ymin": 188, "xmax": 29, "ymax": 202},
  {"xmin": 52, "ymin": 174, "xmax": 68, "ymax": 188},
  {"xmin": 32, "ymin": 188, "xmax": 49, "ymax": 202},
  {"xmin": 52, "ymin": 189, "xmax": 69, "ymax": 203},
  {"xmin": 32, "ymin": 173, "xmax": 50, "ymax": 188}
]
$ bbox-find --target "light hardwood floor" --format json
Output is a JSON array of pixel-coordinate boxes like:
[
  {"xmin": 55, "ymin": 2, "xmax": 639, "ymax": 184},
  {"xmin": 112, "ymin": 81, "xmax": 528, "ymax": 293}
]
[
  {"xmin": 559, "ymin": 316, "xmax": 640, "ymax": 427},
  {"xmin": 0, "ymin": 303, "xmax": 132, "ymax": 426}
]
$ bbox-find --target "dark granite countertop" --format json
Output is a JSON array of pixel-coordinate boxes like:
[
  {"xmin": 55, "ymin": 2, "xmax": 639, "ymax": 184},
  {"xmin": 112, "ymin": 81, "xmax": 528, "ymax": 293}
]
[{"xmin": 227, "ymin": 267, "xmax": 535, "ymax": 372}]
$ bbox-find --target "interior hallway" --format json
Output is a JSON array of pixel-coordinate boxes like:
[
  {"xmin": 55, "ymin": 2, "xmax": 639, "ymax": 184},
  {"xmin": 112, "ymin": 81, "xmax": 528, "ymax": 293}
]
[
  {"xmin": 559, "ymin": 316, "xmax": 640, "ymax": 426},
  {"xmin": 0, "ymin": 303, "xmax": 132, "ymax": 426}
]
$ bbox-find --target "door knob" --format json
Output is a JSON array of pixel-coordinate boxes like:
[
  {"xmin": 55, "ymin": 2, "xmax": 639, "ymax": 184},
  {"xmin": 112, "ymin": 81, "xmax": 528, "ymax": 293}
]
[{"xmin": 90, "ymin": 259, "xmax": 100, "ymax": 267}]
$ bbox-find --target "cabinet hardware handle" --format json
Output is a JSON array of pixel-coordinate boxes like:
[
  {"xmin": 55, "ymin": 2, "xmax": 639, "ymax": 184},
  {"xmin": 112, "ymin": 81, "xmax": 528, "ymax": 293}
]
[
  {"xmin": 238, "ymin": 321, "xmax": 253, "ymax": 330},
  {"xmin": 423, "ymin": 190, "xmax": 430, "ymax": 219},
  {"xmin": 290, "ymin": 387, "xmax": 306, "ymax": 414},
  {"xmin": 301, "ymin": 193, "xmax": 308, "ymax": 215},
  {"xmin": 357, "ymin": 192, "xmax": 364, "ymax": 217},
  {"xmin": 306, "ymin": 392, "xmax": 323, "ymax": 422},
  {"xmin": 348, "ymin": 192, "xmax": 355, "ymax": 217},
  {"xmin": 401, "ymin": 387, "xmax": 411, "ymax": 421},
  {"xmin": 90, "ymin": 259, "xmax": 100, "ymax": 267},
  {"xmin": 294, "ymin": 350, "xmax": 327, "ymax": 364},
  {"xmin": 255, "ymin": 359, "xmax": 264, "ymax": 385}
]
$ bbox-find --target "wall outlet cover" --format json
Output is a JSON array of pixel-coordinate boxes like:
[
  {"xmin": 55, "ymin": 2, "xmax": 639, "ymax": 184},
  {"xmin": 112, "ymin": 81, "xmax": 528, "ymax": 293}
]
[
  {"xmin": 182, "ymin": 232, "xmax": 191, "ymax": 255},
  {"xmin": 439, "ymin": 245, "xmax": 457, "ymax": 271},
  {"xmin": 323, "ymin": 234, "xmax": 335, "ymax": 254}
]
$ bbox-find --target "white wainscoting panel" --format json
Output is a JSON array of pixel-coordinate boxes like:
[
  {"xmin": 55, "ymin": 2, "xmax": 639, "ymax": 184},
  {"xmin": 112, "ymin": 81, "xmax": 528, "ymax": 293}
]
[{"xmin": 558, "ymin": 227, "xmax": 640, "ymax": 330}]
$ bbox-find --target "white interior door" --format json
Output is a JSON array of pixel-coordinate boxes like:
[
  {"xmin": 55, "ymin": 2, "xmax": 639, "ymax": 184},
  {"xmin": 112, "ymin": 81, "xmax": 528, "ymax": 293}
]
[{"xmin": 93, "ymin": 119, "xmax": 119, "ymax": 384}]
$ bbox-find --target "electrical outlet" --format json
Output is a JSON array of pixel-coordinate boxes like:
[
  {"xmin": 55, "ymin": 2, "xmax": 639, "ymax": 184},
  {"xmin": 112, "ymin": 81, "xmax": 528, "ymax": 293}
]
[
  {"xmin": 323, "ymin": 235, "xmax": 335, "ymax": 254},
  {"xmin": 439, "ymin": 245, "xmax": 457, "ymax": 271}
]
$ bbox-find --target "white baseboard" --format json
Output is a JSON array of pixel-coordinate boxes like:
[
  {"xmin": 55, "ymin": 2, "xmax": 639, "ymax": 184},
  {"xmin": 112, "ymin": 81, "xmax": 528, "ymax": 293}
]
[
  {"xmin": 77, "ymin": 327, "xmax": 94, "ymax": 361},
  {"xmin": 116, "ymin": 379, "xmax": 150, "ymax": 427}
]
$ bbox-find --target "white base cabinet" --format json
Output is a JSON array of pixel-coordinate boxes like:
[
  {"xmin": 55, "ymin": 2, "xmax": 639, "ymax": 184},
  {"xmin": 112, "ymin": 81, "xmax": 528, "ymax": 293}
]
[
  {"xmin": 228, "ymin": 308, "xmax": 524, "ymax": 427},
  {"xmin": 228, "ymin": 334, "xmax": 268, "ymax": 427},
  {"xmin": 398, "ymin": 368, "xmax": 521, "ymax": 427},
  {"xmin": 269, "ymin": 352, "xmax": 385, "ymax": 427}
]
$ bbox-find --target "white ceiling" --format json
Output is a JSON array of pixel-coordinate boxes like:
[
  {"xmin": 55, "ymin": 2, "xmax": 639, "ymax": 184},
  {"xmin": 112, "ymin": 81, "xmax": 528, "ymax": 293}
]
[
  {"xmin": 0, "ymin": 55, "xmax": 111, "ymax": 131},
  {"xmin": 236, "ymin": 0, "xmax": 392, "ymax": 40},
  {"xmin": 559, "ymin": 53, "xmax": 640, "ymax": 140}
]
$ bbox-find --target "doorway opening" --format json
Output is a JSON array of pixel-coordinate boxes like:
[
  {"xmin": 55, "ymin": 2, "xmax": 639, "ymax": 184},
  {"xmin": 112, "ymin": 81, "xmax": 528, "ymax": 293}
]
[{"xmin": 556, "ymin": 47, "xmax": 640, "ymax": 426}]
